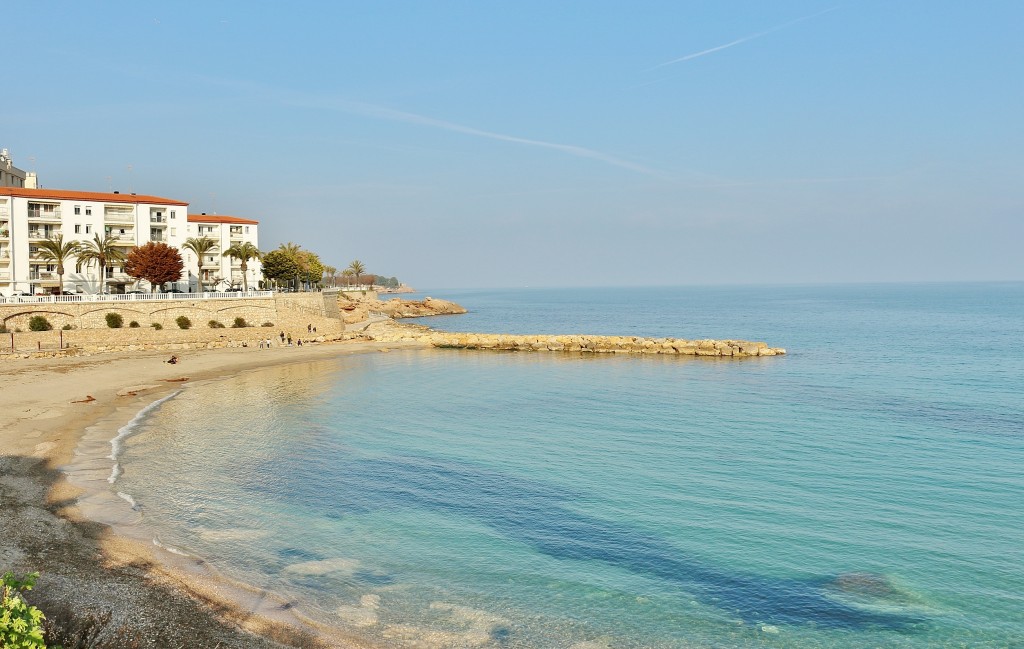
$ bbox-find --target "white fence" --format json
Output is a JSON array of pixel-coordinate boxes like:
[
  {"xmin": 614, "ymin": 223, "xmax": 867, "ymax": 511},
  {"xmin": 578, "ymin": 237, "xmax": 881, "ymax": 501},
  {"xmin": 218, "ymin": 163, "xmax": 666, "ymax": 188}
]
[{"xmin": 0, "ymin": 290, "xmax": 274, "ymax": 305}]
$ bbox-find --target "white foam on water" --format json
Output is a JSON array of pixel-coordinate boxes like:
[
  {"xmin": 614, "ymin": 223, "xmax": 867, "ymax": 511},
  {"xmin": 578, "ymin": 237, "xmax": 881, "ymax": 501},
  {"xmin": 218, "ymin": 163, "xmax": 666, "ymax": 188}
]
[
  {"xmin": 152, "ymin": 535, "xmax": 190, "ymax": 556},
  {"xmin": 107, "ymin": 390, "xmax": 181, "ymax": 484},
  {"xmin": 116, "ymin": 491, "xmax": 141, "ymax": 510}
]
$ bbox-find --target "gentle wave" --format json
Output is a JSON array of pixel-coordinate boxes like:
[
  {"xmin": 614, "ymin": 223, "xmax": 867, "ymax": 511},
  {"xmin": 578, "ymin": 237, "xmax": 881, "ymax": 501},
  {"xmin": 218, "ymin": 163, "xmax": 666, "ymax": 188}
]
[
  {"xmin": 107, "ymin": 390, "xmax": 181, "ymax": 484},
  {"xmin": 152, "ymin": 535, "xmax": 189, "ymax": 557}
]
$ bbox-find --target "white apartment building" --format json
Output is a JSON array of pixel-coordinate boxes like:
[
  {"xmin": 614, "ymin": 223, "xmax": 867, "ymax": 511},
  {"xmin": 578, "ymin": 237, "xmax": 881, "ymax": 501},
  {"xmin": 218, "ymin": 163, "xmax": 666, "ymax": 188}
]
[
  {"xmin": 0, "ymin": 187, "xmax": 189, "ymax": 295},
  {"xmin": 186, "ymin": 214, "xmax": 262, "ymax": 291}
]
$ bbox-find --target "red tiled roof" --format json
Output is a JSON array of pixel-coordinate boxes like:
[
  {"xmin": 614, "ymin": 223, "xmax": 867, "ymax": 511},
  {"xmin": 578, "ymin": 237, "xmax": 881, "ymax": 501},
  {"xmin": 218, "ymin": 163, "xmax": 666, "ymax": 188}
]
[
  {"xmin": 0, "ymin": 187, "xmax": 187, "ymax": 206},
  {"xmin": 187, "ymin": 214, "xmax": 259, "ymax": 225}
]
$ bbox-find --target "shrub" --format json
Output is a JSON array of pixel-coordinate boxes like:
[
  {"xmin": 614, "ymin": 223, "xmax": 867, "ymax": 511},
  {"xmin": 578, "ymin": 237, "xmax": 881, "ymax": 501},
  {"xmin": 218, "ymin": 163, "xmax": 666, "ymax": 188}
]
[
  {"xmin": 151, "ymin": 322, "xmax": 163, "ymax": 330},
  {"xmin": 208, "ymin": 320, "xmax": 225, "ymax": 328},
  {"xmin": 175, "ymin": 316, "xmax": 191, "ymax": 329},
  {"xmin": 105, "ymin": 312, "xmax": 123, "ymax": 328},
  {"xmin": 28, "ymin": 315, "xmax": 53, "ymax": 332},
  {"xmin": 261, "ymin": 321, "xmax": 274, "ymax": 327},
  {"xmin": 1, "ymin": 572, "xmax": 46, "ymax": 649},
  {"xmin": 62, "ymin": 324, "xmax": 73, "ymax": 331},
  {"xmin": 0, "ymin": 324, "xmax": 7, "ymax": 334},
  {"xmin": 129, "ymin": 320, "xmax": 140, "ymax": 328},
  {"xmin": 232, "ymin": 317, "xmax": 248, "ymax": 328}
]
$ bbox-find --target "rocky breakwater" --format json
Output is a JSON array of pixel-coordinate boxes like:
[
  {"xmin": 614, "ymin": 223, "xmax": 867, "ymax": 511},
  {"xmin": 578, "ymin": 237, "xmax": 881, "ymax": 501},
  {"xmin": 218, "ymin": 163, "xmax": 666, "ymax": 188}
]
[{"xmin": 366, "ymin": 322, "xmax": 785, "ymax": 358}]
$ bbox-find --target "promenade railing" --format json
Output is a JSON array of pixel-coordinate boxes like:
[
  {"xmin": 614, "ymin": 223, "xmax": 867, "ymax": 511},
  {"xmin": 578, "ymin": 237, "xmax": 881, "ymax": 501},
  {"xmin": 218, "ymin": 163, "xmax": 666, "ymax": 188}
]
[{"xmin": 0, "ymin": 290, "xmax": 274, "ymax": 305}]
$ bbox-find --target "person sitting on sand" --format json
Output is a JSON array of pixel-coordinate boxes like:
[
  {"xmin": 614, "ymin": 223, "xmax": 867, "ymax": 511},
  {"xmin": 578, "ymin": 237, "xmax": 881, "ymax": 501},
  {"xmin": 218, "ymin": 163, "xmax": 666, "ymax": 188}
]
[{"xmin": 166, "ymin": 355, "xmax": 179, "ymax": 365}]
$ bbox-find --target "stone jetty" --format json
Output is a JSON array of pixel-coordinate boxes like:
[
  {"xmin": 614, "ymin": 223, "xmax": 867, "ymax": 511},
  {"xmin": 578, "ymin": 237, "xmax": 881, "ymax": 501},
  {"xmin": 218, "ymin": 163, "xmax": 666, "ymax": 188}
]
[{"xmin": 366, "ymin": 322, "xmax": 785, "ymax": 357}]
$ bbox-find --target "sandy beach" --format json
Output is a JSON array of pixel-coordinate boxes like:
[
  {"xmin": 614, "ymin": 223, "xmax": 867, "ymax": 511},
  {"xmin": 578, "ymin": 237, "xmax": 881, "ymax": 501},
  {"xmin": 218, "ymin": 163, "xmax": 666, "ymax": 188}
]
[{"xmin": 0, "ymin": 339, "xmax": 416, "ymax": 648}]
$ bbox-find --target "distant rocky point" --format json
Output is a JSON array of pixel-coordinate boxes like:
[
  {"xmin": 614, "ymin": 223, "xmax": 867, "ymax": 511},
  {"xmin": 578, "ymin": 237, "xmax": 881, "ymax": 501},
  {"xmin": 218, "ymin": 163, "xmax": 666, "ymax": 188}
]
[{"xmin": 337, "ymin": 291, "xmax": 467, "ymax": 324}]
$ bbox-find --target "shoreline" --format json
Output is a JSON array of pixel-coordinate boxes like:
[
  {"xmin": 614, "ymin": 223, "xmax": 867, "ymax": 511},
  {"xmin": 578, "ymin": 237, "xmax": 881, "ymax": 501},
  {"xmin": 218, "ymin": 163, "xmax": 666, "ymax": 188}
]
[
  {"xmin": 1, "ymin": 318, "xmax": 786, "ymax": 647},
  {"xmin": 0, "ymin": 339, "xmax": 417, "ymax": 648}
]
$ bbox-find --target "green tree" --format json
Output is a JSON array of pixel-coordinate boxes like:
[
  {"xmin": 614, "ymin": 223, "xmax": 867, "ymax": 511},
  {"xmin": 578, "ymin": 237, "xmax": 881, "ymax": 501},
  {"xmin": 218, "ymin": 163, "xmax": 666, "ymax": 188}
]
[
  {"xmin": 222, "ymin": 241, "xmax": 261, "ymax": 292},
  {"xmin": 76, "ymin": 233, "xmax": 127, "ymax": 294},
  {"xmin": 347, "ymin": 259, "xmax": 366, "ymax": 288},
  {"xmin": 36, "ymin": 234, "xmax": 81, "ymax": 295},
  {"xmin": 123, "ymin": 242, "xmax": 185, "ymax": 292},
  {"xmin": 182, "ymin": 237, "xmax": 218, "ymax": 292},
  {"xmin": 260, "ymin": 249, "xmax": 300, "ymax": 288},
  {"xmin": 298, "ymin": 250, "xmax": 324, "ymax": 288}
]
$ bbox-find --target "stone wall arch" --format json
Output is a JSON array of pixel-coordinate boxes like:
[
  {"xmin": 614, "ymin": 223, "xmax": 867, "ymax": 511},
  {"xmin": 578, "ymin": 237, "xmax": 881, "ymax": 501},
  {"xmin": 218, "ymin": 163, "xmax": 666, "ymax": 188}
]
[
  {"xmin": 2, "ymin": 309, "xmax": 77, "ymax": 331},
  {"xmin": 149, "ymin": 305, "xmax": 215, "ymax": 328},
  {"xmin": 80, "ymin": 307, "xmax": 149, "ymax": 330},
  {"xmin": 212, "ymin": 304, "xmax": 275, "ymax": 327}
]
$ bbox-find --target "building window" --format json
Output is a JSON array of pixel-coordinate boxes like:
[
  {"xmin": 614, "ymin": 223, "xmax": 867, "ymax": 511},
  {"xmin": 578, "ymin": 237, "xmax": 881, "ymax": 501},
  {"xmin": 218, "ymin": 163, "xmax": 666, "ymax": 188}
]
[
  {"xmin": 74, "ymin": 224, "xmax": 81, "ymax": 234},
  {"xmin": 85, "ymin": 207, "xmax": 92, "ymax": 216},
  {"xmin": 170, "ymin": 210, "xmax": 176, "ymax": 219},
  {"xmin": 85, "ymin": 225, "xmax": 92, "ymax": 234},
  {"xmin": 245, "ymin": 226, "xmax": 250, "ymax": 233},
  {"xmin": 169, "ymin": 228, "xmax": 176, "ymax": 236},
  {"xmin": 74, "ymin": 206, "xmax": 81, "ymax": 215}
]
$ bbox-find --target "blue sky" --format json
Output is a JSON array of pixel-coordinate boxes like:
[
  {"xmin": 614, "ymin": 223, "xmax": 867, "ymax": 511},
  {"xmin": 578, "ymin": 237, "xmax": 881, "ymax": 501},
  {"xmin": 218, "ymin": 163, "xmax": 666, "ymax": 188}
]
[{"xmin": 4, "ymin": 1, "xmax": 1022, "ymax": 287}]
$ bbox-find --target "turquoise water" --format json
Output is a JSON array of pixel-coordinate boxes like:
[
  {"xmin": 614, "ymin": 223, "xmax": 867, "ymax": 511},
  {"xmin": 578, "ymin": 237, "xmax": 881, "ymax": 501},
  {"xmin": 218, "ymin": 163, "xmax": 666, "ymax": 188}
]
[{"xmin": 116, "ymin": 284, "xmax": 1023, "ymax": 647}]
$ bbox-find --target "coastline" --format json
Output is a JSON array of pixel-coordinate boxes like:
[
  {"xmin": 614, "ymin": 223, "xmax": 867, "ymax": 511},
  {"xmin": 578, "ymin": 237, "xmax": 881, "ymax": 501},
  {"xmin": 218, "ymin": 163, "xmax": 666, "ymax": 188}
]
[
  {"xmin": 0, "ymin": 339, "xmax": 417, "ymax": 648},
  {"xmin": 1, "ymin": 313, "xmax": 786, "ymax": 646}
]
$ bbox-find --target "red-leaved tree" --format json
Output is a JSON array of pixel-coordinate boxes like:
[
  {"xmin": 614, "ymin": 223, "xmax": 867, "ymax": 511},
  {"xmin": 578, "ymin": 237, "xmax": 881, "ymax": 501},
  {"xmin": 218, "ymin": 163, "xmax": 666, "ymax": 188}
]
[{"xmin": 124, "ymin": 242, "xmax": 185, "ymax": 292}]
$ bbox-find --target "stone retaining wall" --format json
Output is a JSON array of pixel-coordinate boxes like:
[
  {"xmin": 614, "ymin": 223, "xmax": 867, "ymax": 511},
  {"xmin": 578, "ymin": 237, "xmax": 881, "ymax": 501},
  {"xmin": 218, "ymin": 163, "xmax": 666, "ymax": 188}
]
[{"xmin": 0, "ymin": 294, "xmax": 348, "ymax": 359}]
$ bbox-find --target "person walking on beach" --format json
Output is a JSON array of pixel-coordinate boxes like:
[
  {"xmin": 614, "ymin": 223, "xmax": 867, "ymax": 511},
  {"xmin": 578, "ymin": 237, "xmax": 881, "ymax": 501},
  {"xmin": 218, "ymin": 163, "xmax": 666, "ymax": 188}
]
[
  {"xmin": 279, "ymin": 331, "xmax": 285, "ymax": 344},
  {"xmin": 287, "ymin": 334, "xmax": 292, "ymax": 346},
  {"xmin": 307, "ymin": 323, "xmax": 312, "ymax": 333}
]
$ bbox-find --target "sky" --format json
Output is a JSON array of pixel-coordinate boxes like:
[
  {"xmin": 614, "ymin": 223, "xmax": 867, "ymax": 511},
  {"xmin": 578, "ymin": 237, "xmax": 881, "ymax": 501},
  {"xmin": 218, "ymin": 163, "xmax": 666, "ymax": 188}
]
[{"xmin": 3, "ymin": 1, "xmax": 1022, "ymax": 288}]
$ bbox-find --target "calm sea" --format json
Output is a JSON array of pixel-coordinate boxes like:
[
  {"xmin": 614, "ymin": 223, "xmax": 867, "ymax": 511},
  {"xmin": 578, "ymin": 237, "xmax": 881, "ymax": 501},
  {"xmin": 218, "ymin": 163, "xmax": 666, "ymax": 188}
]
[{"xmin": 112, "ymin": 283, "xmax": 1023, "ymax": 648}]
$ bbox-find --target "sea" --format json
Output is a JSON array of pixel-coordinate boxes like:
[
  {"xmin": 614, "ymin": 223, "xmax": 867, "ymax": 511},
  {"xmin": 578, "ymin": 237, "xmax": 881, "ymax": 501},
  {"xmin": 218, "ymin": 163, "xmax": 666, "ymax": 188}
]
[{"xmin": 100, "ymin": 283, "xmax": 1023, "ymax": 648}]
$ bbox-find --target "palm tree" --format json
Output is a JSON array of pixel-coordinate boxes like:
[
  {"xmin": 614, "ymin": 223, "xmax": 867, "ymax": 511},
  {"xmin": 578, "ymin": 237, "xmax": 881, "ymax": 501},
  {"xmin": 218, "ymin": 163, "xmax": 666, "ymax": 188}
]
[
  {"xmin": 341, "ymin": 268, "xmax": 355, "ymax": 287},
  {"xmin": 36, "ymin": 234, "xmax": 81, "ymax": 295},
  {"xmin": 323, "ymin": 265, "xmax": 337, "ymax": 288},
  {"xmin": 347, "ymin": 259, "xmax": 366, "ymax": 289},
  {"xmin": 222, "ymin": 241, "xmax": 261, "ymax": 292},
  {"xmin": 275, "ymin": 242, "xmax": 305, "ymax": 291},
  {"xmin": 76, "ymin": 233, "xmax": 127, "ymax": 294},
  {"xmin": 182, "ymin": 237, "xmax": 218, "ymax": 292}
]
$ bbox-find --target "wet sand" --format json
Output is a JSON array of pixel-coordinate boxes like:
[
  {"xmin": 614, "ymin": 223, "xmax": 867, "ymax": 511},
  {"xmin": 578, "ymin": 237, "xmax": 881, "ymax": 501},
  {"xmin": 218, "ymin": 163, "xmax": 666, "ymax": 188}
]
[{"xmin": 0, "ymin": 340, "xmax": 420, "ymax": 648}]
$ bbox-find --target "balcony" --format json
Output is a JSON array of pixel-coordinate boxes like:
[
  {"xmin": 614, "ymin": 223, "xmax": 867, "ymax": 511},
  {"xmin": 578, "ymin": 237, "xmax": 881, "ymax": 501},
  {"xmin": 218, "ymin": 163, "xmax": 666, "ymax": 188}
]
[
  {"xmin": 104, "ymin": 211, "xmax": 135, "ymax": 224},
  {"xmin": 150, "ymin": 215, "xmax": 166, "ymax": 224},
  {"xmin": 150, "ymin": 235, "xmax": 165, "ymax": 243},
  {"xmin": 28, "ymin": 208, "xmax": 62, "ymax": 221},
  {"xmin": 0, "ymin": 271, "xmax": 10, "ymax": 281}
]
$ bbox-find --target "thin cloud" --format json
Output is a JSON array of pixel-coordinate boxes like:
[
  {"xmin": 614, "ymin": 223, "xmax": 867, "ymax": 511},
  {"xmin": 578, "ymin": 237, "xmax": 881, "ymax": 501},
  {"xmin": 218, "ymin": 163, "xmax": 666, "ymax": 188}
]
[
  {"xmin": 185, "ymin": 74, "xmax": 666, "ymax": 178},
  {"xmin": 305, "ymin": 98, "xmax": 665, "ymax": 178},
  {"xmin": 649, "ymin": 6, "xmax": 839, "ymax": 70}
]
